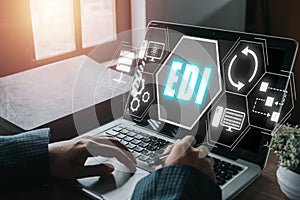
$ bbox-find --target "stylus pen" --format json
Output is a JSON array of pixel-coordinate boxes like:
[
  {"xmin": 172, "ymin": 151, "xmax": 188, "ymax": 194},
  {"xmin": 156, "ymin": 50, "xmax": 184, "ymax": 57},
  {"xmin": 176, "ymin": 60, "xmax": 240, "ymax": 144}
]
[{"xmin": 149, "ymin": 142, "xmax": 209, "ymax": 167}]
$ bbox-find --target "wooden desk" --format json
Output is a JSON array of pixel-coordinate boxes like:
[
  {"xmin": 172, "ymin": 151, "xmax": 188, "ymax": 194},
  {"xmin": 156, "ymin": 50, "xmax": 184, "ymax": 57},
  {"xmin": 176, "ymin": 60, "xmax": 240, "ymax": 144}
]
[
  {"xmin": 236, "ymin": 153, "xmax": 288, "ymax": 200},
  {"xmin": 0, "ymin": 153, "xmax": 288, "ymax": 200}
]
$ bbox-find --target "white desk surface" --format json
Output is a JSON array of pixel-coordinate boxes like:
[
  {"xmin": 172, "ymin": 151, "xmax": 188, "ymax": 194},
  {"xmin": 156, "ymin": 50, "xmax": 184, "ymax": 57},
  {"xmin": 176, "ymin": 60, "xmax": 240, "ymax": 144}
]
[{"xmin": 0, "ymin": 55, "xmax": 132, "ymax": 130}]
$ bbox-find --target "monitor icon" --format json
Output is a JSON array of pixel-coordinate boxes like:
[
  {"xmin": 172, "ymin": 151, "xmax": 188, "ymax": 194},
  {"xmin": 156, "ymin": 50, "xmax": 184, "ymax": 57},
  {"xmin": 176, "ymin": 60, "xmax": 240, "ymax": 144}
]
[
  {"xmin": 146, "ymin": 41, "xmax": 165, "ymax": 62},
  {"xmin": 212, "ymin": 106, "xmax": 245, "ymax": 132}
]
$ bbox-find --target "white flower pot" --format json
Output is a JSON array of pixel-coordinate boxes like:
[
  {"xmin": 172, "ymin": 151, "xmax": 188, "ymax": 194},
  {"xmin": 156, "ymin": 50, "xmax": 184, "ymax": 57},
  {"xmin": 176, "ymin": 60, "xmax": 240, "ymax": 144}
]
[{"xmin": 276, "ymin": 166, "xmax": 300, "ymax": 200}]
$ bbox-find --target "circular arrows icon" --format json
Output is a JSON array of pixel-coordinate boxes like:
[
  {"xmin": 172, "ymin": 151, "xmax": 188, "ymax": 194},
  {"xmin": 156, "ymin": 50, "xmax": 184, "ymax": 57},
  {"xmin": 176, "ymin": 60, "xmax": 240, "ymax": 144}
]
[
  {"xmin": 228, "ymin": 46, "xmax": 258, "ymax": 91},
  {"xmin": 242, "ymin": 46, "xmax": 258, "ymax": 83},
  {"xmin": 228, "ymin": 55, "xmax": 244, "ymax": 91}
]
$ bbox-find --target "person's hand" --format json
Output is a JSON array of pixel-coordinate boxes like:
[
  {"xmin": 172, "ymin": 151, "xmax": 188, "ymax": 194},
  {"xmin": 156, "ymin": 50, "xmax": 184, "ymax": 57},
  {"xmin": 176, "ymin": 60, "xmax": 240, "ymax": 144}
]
[
  {"xmin": 158, "ymin": 135, "xmax": 216, "ymax": 182},
  {"xmin": 49, "ymin": 134, "xmax": 136, "ymax": 179}
]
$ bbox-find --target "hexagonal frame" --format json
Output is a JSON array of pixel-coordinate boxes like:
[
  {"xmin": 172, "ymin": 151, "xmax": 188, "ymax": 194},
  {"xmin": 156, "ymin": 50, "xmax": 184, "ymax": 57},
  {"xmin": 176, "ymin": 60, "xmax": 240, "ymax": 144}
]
[
  {"xmin": 207, "ymin": 92, "xmax": 250, "ymax": 149},
  {"xmin": 246, "ymin": 72, "xmax": 294, "ymax": 134},
  {"xmin": 222, "ymin": 40, "xmax": 267, "ymax": 96},
  {"xmin": 155, "ymin": 35, "xmax": 222, "ymax": 130}
]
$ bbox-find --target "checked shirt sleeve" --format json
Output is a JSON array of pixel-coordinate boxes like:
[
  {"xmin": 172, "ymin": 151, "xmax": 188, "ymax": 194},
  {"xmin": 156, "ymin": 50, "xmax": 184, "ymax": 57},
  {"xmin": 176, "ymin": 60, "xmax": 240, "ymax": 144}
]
[
  {"xmin": 131, "ymin": 164, "xmax": 221, "ymax": 200},
  {"xmin": 0, "ymin": 128, "xmax": 50, "ymax": 190}
]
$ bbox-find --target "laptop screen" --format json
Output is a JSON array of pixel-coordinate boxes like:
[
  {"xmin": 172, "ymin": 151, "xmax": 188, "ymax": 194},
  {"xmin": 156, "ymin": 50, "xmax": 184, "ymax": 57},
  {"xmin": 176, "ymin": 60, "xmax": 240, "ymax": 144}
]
[{"xmin": 124, "ymin": 21, "xmax": 298, "ymax": 167}]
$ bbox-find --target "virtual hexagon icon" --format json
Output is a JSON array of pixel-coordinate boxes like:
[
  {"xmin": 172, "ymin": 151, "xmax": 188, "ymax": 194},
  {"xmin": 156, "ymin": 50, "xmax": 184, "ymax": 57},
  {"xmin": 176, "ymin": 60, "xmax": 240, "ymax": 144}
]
[
  {"xmin": 207, "ymin": 92, "xmax": 250, "ymax": 148},
  {"xmin": 155, "ymin": 36, "xmax": 222, "ymax": 130},
  {"xmin": 222, "ymin": 40, "xmax": 266, "ymax": 96}
]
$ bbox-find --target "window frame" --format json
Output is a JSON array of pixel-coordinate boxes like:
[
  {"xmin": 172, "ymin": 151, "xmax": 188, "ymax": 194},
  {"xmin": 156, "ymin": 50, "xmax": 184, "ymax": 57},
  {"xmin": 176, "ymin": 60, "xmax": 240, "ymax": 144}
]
[{"xmin": 29, "ymin": 0, "xmax": 131, "ymax": 67}]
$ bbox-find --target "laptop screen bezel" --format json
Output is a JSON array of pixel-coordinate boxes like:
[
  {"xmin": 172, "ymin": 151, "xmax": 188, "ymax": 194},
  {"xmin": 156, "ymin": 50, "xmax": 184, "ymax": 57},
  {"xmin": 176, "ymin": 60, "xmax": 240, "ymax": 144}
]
[{"xmin": 125, "ymin": 20, "xmax": 298, "ymax": 168}]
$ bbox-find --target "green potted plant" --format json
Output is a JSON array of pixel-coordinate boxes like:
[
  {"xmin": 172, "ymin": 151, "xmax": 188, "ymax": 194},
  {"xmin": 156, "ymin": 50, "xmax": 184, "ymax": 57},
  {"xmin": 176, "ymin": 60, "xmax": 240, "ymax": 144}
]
[{"xmin": 268, "ymin": 124, "xmax": 300, "ymax": 199}]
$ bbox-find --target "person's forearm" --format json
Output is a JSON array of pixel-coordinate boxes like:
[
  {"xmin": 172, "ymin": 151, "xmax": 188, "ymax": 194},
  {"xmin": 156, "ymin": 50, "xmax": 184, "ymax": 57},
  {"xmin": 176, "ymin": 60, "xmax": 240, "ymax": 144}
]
[
  {"xmin": 132, "ymin": 164, "xmax": 221, "ymax": 200},
  {"xmin": 0, "ymin": 128, "xmax": 50, "ymax": 190}
]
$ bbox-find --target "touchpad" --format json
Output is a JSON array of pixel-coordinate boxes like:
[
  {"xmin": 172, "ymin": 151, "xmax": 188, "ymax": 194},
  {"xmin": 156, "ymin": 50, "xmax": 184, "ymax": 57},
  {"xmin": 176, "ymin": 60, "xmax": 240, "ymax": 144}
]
[{"xmin": 76, "ymin": 157, "xmax": 149, "ymax": 200}]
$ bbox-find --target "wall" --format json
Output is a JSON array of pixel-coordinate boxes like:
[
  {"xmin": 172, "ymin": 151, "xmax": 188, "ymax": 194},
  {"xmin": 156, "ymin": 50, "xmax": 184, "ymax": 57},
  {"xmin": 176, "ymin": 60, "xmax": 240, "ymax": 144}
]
[
  {"xmin": 0, "ymin": 1, "xmax": 34, "ymax": 78},
  {"xmin": 145, "ymin": 0, "xmax": 247, "ymax": 31},
  {"xmin": 131, "ymin": 0, "xmax": 247, "ymax": 49}
]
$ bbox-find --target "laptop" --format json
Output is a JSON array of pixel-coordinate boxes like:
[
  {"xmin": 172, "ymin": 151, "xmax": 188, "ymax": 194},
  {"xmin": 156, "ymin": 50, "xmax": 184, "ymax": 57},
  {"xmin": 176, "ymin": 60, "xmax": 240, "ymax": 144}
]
[{"xmin": 74, "ymin": 21, "xmax": 298, "ymax": 200}]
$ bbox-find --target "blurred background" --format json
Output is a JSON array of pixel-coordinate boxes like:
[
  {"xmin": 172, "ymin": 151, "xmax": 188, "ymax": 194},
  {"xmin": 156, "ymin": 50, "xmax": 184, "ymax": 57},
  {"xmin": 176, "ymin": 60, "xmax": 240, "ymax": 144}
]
[{"xmin": 0, "ymin": 0, "xmax": 299, "ymax": 123}]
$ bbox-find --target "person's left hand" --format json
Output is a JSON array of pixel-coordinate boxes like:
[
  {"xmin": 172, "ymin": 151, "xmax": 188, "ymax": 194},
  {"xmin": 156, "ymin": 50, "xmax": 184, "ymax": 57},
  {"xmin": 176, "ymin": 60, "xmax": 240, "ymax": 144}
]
[{"xmin": 49, "ymin": 134, "xmax": 136, "ymax": 179}]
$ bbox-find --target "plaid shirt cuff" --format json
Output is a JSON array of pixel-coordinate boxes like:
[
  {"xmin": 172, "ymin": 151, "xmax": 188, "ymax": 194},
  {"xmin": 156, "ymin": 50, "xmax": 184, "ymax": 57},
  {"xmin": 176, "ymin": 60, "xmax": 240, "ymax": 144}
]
[
  {"xmin": 132, "ymin": 164, "xmax": 221, "ymax": 200},
  {"xmin": 0, "ymin": 128, "xmax": 50, "ymax": 189}
]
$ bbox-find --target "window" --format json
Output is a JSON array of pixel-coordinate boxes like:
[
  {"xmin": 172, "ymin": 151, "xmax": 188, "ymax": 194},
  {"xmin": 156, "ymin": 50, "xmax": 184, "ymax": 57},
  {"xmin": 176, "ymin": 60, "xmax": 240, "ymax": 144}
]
[
  {"xmin": 30, "ymin": 0, "xmax": 76, "ymax": 60},
  {"xmin": 81, "ymin": 0, "xmax": 116, "ymax": 48},
  {"xmin": 30, "ymin": 0, "xmax": 117, "ymax": 61}
]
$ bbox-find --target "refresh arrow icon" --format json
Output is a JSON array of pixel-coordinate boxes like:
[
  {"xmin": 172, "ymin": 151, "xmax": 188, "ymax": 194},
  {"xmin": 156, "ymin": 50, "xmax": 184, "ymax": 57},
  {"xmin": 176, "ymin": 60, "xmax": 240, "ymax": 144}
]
[
  {"xmin": 242, "ymin": 46, "xmax": 258, "ymax": 83},
  {"xmin": 228, "ymin": 46, "xmax": 258, "ymax": 91},
  {"xmin": 228, "ymin": 55, "xmax": 245, "ymax": 91}
]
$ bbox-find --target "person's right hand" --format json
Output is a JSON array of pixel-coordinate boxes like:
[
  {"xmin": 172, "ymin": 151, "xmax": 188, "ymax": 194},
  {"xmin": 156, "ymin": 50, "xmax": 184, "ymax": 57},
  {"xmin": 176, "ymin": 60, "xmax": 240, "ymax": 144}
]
[
  {"xmin": 158, "ymin": 135, "xmax": 216, "ymax": 183},
  {"xmin": 49, "ymin": 134, "xmax": 136, "ymax": 179}
]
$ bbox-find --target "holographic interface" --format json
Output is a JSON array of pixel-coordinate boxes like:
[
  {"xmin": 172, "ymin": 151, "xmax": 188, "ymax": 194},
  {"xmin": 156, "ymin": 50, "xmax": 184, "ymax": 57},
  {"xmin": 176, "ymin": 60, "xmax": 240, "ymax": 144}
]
[{"xmin": 124, "ymin": 26, "xmax": 296, "ymax": 150}]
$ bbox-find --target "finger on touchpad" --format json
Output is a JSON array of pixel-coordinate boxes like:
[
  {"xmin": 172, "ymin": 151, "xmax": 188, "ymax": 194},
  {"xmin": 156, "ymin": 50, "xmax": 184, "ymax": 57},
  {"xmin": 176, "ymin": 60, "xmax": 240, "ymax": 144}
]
[{"xmin": 85, "ymin": 157, "xmax": 132, "ymax": 173}]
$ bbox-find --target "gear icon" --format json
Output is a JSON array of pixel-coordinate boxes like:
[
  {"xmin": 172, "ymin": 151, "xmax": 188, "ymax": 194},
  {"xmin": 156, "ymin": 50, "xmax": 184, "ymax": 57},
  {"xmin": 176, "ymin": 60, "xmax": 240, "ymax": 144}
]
[
  {"xmin": 132, "ymin": 78, "xmax": 145, "ymax": 97},
  {"xmin": 142, "ymin": 91, "xmax": 150, "ymax": 103},
  {"xmin": 130, "ymin": 97, "xmax": 140, "ymax": 112}
]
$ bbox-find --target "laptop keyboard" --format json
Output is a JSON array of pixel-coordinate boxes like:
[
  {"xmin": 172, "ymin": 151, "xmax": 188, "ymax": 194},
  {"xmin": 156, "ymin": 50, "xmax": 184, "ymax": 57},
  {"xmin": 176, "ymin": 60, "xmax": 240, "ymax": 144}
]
[
  {"xmin": 213, "ymin": 158, "xmax": 243, "ymax": 186},
  {"xmin": 106, "ymin": 124, "xmax": 243, "ymax": 186},
  {"xmin": 106, "ymin": 125, "xmax": 171, "ymax": 164}
]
